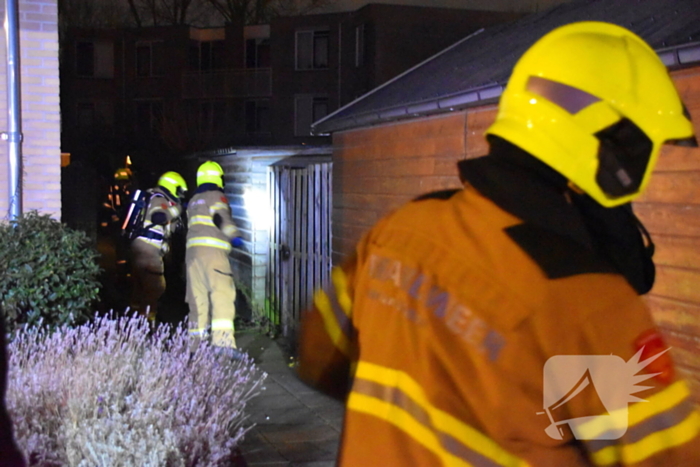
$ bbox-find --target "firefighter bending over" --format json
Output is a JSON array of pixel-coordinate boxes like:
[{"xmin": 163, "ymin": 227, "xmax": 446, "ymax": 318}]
[
  {"xmin": 186, "ymin": 161, "xmax": 242, "ymax": 355},
  {"xmin": 297, "ymin": 22, "xmax": 700, "ymax": 466},
  {"xmin": 129, "ymin": 171, "xmax": 188, "ymax": 321}
]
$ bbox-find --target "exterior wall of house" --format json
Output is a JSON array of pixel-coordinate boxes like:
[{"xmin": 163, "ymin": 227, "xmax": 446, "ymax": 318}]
[
  {"xmin": 331, "ymin": 112, "xmax": 468, "ymax": 261},
  {"xmin": 330, "ymin": 65, "xmax": 700, "ymax": 403},
  {"xmin": 634, "ymin": 66, "xmax": 700, "ymax": 403},
  {"xmin": 0, "ymin": 0, "xmax": 61, "ymax": 219}
]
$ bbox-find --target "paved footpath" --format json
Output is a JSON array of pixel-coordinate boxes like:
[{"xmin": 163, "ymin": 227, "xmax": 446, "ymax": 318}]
[{"xmin": 236, "ymin": 330, "xmax": 344, "ymax": 466}]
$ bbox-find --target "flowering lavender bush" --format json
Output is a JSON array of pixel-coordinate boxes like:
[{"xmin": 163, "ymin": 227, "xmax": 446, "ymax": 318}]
[{"xmin": 6, "ymin": 314, "xmax": 266, "ymax": 466}]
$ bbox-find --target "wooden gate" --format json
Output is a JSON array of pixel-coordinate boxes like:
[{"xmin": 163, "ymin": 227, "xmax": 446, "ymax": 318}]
[{"xmin": 267, "ymin": 162, "xmax": 333, "ymax": 341}]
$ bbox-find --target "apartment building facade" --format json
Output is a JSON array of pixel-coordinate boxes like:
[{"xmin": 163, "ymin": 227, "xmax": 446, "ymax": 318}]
[{"xmin": 59, "ymin": 4, "xmax": 520, "ymax": 177}]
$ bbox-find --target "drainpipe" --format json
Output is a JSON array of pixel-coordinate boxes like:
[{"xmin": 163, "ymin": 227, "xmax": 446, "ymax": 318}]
[
  {"xmin": 4, "ymin": 0, "xmax": 23, "ymax": 220},
  {"xmin": 337, "ymin": 21, "xmax": 342, "ymax": 107}
]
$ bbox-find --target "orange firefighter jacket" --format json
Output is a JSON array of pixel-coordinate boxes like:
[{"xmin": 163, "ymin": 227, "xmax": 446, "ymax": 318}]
[{"xmin": 297, "ymin": 143, "xmax": 700, "ymax": 467}]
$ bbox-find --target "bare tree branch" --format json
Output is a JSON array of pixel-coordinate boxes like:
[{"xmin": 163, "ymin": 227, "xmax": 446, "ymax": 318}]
[{"xmin": 202, "ymin": 0, "xmax": 332, "ymax": 25}]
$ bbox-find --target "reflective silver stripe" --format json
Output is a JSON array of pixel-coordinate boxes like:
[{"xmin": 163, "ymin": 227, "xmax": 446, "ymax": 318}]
[
  {"xmin": 585, "ymin": 396, "xmax": 698, "ymax": 453},
  {"xmin": 189, "ymin": 328, "xmax": 207, "ymax": 336},
  {"xmin": 212, "ymin": 319, "xmax": 234, "ymax": 331},
  {"xmin": 134, "ymin": 237, "xmax": 162, "ymax": 248},
  {"xmin": 186, "ymin": 237, "xmax": 231, "ymax": 251},
  {"xmin": 190, "ymin": 215, "xmax": 215, "ymax": 226},
  {"xmin": 168, "ymin": 205, "xmax": 180, "ymax": 217},
  {"xmin": 352, "ymin": 378, "xmax": 520, "ymax": 467}
]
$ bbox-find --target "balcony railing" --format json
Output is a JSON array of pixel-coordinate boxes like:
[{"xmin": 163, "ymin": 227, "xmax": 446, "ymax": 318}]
[{"xmin": 181, "ymin": 68, "xmax": 272, "ymax": 99}]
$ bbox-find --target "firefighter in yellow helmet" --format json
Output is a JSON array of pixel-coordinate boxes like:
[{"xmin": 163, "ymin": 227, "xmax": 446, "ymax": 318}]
[
  {"xmin": 186, "ymin": 161, "xmax": 242, "ymax": 355},
  {"xmin": 297, "ymin": 22, "xmax": 700, "ymax": 466},
  {"xmin": 130, "ymin": 171, "xmax": 188, "ymax": 321}
]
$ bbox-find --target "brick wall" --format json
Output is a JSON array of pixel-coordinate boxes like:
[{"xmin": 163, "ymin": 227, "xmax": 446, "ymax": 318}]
[
  {"xmin": 0, "ymin": 0, "xmax": 61, "ymax": 219},
  {"xmin": 332, "ymin": 112, "xmax": 468, "ymax": 262},
  {"xmin": 634, "ymin": 66, "xmax": 700, "ymax": 403}
]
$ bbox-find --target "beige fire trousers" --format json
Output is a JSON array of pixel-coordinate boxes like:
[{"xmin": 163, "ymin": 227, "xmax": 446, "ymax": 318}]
[
  {"xmin": 130, "ymin": 239, "xmax": 165, "ymax": 320},
  {"xmin": 185, "ymin": 246, "xmax": 237, "ymax": 349}
]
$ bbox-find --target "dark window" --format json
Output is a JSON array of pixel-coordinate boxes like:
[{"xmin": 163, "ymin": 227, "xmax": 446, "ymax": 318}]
[
  {"xmin": 135, "ymin": 101, "xmax": 163, "ymax": 137},
  {"xmin": 202, "ymin": 41, "xmax": 225, "ymax": 71},
  {"xmin": 295, "ymin": 95, "xmax": 328, "ymax": 136},
  {"xmin": 246, "ymin": 38, "xmax": 270, "ymax": 68},
  {"xmin": 136, "ymin": 43, "xmax": 151, "ymax": 77},
  {"xmin": 313, "ymin": 98, "xmax": 329, "ymax": 122},
  {"xmin": 189, "ymin": 40, "xmax": 226, "ymax": 71},
  {"xmin": 152, "ymin": 41, "xmax": 165, "ymax": 75},
  {"xmin": 76, "ymin": 102, "xmax": 95, "ymax": 130},
  {"xmin": 296, "ymin": 29, "xmax": 329, "ymax": 70},
  {"xmin": 245, "ymin": 99, "xmax": 270, "ymax": 135},
  {"xmin": 189, "ymin": 41, "xmax": 200, "ymax": 70},
  {"xmin": 355, "ymin": 24, "xmax": 365, "ymax": 68},
  {"xmin": 76, "ymin": 41, "xmax": 95, "ymax": 77},
  {"xmin": 200, "ymin": 101, "xmax": 226, "ymax": 134},
  {"xmin": 136, "ymin": 41, "xmax": 164, "ymax": 77}
]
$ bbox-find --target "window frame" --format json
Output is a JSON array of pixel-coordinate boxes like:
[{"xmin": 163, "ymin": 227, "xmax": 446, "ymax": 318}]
[
  {"xmin": 135, "ymin": 40, "xmax": 165, "ymax": 77},
  {"xmin": 294, "ymin": 94, "xmax": 329, "ymax": 136},
  {"xmin": 134, "ymin": 99, "xmax": 164, "ymax": 137},
  {"xmin": 355, "ymin": 24, "xmax": 365, "ymax": 68},
  {"xmin": 245, "ymin": 98, "xmax": 271, "ymax": 136},
  {"xmin": 295, "ymin": 29, "xmax": 330, "ymax": 71}
]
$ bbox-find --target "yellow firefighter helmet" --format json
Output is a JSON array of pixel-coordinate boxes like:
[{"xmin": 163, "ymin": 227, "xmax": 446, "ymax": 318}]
[
  {"xmin": 196, "ymin": 161, "xmax": 224, "ymax": 188},
  {"xmin": 486, "ymin": 21, "xmax": 696, "ymax": 207},
  {"xmin": 158, "ymin": 171, "xmax": 188, "ymax": 199}
]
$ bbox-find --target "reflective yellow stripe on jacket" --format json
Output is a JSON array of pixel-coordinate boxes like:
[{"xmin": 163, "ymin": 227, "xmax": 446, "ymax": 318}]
[
  {"xmin": 190, "ymin": 214, "xmax": 215, "ymax": 227},
  {"xmin": 348, "ymin": 361, "xmax": 529, "ymax": 467},
  {"xmin": 312, "ymin": 267, "xmax": 354, "ymax": 357},
  {"xmin": 186, "ymin": 237, "xmax": 231, "ymax": 251},
  {"xmin": 581, "ymin": 380, "xmax": 700, "ymax": 465}
]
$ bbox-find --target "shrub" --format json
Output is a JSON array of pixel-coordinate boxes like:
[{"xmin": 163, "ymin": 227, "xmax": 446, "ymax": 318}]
[
  {"xmin": 0, "ymin": 211, "xmax": 101, "ymax": 333},
  {"xmin": 6, "ymin": 314, "xmax": 266, "ymax": 466}
]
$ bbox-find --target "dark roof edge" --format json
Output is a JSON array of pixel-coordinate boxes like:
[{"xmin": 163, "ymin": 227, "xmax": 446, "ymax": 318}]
[
  {"xmin": 185, "ymin": 145, "xmax": 332, "ymax": 160},
  {"xmin": 314, "ymin": 41, "xmax": 700, "ymax": 135},
  {"xmin": 311, "ymin": 27, "xmax": 486, "ymax": 134}
]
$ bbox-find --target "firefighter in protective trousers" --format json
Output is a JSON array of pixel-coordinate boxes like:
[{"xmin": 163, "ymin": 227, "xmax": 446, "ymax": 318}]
[
  {"xmin": 129, "ymin": 171, "xmax": 188, "ymax": 321},
  {"xmin": 186, "ymin": 161, "xmax": 241, "ymax": 353},
  {"xmin": 297, "ymin": 22, "xmax": 700, "ymax": 466}
]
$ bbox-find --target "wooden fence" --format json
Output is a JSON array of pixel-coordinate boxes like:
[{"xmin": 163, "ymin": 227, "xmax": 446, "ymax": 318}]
[{"xmin": 267, "ymin": 162, "xmax": 333, "ymax": 343}]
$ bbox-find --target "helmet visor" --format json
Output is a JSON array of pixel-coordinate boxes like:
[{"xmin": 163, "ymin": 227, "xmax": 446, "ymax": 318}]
[{"xmin": 595, "ymin": 118, "xmax": 653, "ymax": 198}]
